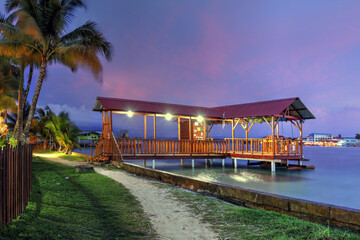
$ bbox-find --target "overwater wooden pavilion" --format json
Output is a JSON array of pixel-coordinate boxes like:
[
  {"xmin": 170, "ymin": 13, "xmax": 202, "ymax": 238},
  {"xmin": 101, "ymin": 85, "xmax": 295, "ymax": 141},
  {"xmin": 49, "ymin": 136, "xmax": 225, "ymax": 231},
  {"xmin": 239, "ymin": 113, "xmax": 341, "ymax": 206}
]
[{"xmin": 92, "ymin": 96, "xmax": 315, "ymax": 171}]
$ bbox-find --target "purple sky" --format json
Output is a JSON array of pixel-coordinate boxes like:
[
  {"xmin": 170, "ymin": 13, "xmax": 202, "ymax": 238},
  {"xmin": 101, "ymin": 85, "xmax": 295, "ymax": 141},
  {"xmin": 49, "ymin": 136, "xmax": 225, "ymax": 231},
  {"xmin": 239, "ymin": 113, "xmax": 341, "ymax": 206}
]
[{"xmin": 3, "ymin": 1, "xmax": 360, "ymax": 138}]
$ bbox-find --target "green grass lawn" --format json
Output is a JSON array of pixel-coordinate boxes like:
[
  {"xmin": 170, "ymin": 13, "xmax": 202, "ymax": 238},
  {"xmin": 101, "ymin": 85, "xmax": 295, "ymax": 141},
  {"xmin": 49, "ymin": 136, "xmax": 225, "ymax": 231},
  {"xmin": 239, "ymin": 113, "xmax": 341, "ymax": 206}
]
[
  {"xmin": 157, "ymin": 183, "xmax": 360, "ymax": 240},
  {"xmin": 0, "ymin": 156, "xmax": 156, "ymax": 240}
]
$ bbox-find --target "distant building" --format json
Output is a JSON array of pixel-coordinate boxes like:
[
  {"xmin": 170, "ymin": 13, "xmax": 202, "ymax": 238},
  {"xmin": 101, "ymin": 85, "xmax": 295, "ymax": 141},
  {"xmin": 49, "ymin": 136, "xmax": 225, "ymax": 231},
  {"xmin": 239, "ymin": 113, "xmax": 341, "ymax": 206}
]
[
  {"xmin": 336, "ymin": 139, "xmax": 360, "ymax": 147},
  {"xmin": 308, "ymin": 133, "xmax": 332, "ymax": 142},
  {"xmin": 77, "ymin": 131, "xmax": 100, "ymax": 146}
]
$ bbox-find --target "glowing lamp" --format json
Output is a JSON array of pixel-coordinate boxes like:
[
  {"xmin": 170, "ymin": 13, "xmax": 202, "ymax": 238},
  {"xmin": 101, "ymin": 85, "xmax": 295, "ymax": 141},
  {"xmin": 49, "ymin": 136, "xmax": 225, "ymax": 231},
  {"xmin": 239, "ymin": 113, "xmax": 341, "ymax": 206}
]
[
  {"xmin": 165, "ymin": 113, "xmax": 172, "ymax": 121},
  {"xmin": 126, "ymin": 110, "xmax": 134, "ymax": 118},
  {"xmin": 197, "ymin": 115, "xmax": 204, "ymax": 123}
]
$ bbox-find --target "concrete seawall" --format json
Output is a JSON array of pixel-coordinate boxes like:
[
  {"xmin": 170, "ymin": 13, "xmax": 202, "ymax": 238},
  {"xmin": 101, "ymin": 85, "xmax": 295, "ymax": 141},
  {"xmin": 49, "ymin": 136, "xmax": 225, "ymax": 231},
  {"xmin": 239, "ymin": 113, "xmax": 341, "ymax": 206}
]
[{"xmin": 114, "ymin": 161, "xmax": 360, "ymax": 232}]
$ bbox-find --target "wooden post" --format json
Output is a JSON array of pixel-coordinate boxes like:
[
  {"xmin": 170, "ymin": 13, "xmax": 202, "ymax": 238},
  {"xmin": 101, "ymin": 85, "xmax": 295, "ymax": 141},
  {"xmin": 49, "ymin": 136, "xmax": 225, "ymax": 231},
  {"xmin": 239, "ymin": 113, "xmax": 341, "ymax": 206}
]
[
  {"xmin": 231, "ymin": 119, "xmax": 234, "ymax": 152},
  {"xmin": 189, "ymin": 117, "xmax": 192, "ymax": 140},
  {"xmin": 276, "ymin": 122, "xmax": 279, "ymax": 138},
  {"xmin": 272, "ymin": 116, "xmax": 275, "ymax": 156},
  {"xmin": 300, "ymin": 120, "xmax": 303, "ymax": 157},
  {"xmin": 144, "ymin": 115, "xmax": 147, "ymax": 139},
  {"xmin": 203, "ymin": 121, "xmax": 206, "ymax": 140},
  {"xmin": 206, "ymin": 124, "xmax": 209, "ymax": 140},
  {"xmin": 245, "ymin": 122, "xmax": 248, "ymax": 152},
  {"xmin": 178, "ymin": 117, "xmax": 181, "ymax": 140},
  {"xmin": 153, "ymin": 114, "xmax": 156, "ymax": 139},
  {"xmin": 110, "ymin": 111, "xmax": 113, "ymax": 132}
]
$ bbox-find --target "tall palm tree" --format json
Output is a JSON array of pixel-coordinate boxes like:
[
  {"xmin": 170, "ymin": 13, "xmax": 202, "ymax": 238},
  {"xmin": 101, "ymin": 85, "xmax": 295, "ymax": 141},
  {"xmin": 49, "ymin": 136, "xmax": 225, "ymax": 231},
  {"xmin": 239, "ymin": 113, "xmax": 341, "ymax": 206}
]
[
  {"xmin": 0, "ymin": 14, "xmax": 39, "ymax": 142},
  {"xmin": 0, "ymin": 0, "xmax": 112, "ymax": 142}
]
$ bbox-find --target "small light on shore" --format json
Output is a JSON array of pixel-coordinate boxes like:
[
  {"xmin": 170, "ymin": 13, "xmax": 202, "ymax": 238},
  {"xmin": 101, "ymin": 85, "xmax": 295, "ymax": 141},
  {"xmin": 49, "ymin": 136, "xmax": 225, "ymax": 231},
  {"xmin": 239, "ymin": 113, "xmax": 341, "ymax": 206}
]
[
  {"xmin": 197, "ymin": 115, "xmax": 204, "ymax": 123},
  {"xmin": 127, "ymin": 110, "xmax": 134, "ymax": 118},
  {"xmin": 165, "ymin": 113, "xmax": 172, "ymax": 121}
]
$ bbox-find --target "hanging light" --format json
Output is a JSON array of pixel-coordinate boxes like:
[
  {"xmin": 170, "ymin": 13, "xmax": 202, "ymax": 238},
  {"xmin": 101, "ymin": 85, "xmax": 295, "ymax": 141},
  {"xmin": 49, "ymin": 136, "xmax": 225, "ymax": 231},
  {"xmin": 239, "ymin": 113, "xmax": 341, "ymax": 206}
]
[
  {"xmin": 197, "ymin": 115, "xmax": 204, "ymax": 123},
  {"xmin": 126, "ymin": 110, "xmax": 134, "ymax": 118},
  {"xmin": 165, "ymin": 113, "xmax": 172, "ymax": 121}
]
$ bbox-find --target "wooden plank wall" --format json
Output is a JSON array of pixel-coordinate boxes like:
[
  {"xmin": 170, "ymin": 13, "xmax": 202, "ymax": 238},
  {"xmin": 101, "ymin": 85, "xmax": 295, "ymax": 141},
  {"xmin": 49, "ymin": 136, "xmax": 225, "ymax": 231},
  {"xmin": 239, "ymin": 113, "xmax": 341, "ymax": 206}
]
[{"xmin": 0, "ymin": 144, "xmax": 33, "ymax": 229}]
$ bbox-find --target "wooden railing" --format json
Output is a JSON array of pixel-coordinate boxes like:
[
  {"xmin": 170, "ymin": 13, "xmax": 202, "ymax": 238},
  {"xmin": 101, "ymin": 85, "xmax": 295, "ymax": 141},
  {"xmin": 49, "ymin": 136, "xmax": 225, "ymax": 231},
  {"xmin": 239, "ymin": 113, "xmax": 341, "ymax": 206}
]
[
  {"xmin": 93, "ymin": 133, "xmax": 123, "ymax": 161},
  {"xmin": 117, "ymin": 138, "xmax": 302, "ymax": 156},
  {"xmin": 225, "ymin": 138, "xmax": 302, "ymax": 156},
  {"xmin": 117, "ymin": 138, "xmax": 227, "ymax": 155},
  {"xmin": 0, "ymin": 144, "xmax": 33, "ymax": 229}
]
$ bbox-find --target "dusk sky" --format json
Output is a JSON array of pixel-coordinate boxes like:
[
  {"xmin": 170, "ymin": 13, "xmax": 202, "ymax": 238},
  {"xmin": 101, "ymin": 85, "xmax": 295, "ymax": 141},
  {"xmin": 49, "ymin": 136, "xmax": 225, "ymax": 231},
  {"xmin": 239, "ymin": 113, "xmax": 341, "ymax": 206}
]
[{"xmin": 2, "ymin": 0, "xmax": 360, "ymax": 138}]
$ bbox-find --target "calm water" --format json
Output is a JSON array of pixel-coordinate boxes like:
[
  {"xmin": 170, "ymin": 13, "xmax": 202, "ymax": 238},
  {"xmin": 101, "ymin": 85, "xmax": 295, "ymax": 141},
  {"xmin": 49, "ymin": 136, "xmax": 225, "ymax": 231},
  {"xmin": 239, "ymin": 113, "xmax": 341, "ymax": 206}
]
[{"xmin": 75, "ymin": 146, "xmax": 360, "ymax": 209}]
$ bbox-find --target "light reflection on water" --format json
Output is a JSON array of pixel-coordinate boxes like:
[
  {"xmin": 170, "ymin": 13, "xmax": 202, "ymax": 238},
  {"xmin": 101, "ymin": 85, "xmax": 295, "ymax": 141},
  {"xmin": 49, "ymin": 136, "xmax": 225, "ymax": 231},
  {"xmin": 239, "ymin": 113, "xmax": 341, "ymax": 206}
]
[{"xmin": 75, "ymin": 146, "xmax": 360, "ymax": 209}]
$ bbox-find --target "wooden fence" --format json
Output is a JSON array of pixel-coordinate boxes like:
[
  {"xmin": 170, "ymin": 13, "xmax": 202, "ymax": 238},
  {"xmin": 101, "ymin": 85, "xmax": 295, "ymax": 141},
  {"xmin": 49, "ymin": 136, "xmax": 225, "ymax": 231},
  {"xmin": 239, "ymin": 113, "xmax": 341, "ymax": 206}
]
[{"xmin": 0, "ymin": 144, "xmax": 33, "ymax": 229}]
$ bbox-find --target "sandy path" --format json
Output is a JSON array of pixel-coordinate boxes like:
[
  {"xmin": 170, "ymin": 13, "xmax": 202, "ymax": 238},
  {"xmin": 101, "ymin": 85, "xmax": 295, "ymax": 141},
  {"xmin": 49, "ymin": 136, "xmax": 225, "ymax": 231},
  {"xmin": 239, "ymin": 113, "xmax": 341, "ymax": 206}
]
[{"xmin": 35, "ymin": 154, "xmax": 219, "ymax": 240}]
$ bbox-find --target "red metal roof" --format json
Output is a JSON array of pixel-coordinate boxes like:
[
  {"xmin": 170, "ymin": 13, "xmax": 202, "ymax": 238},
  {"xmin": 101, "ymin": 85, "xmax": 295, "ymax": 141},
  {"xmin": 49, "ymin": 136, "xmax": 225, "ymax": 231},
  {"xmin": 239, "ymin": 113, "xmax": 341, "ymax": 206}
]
[
  {"xmin": 93, "ymin": 96, "xmax": 315, "ymax": 120},
  {"xmin": 213, "ymin": 97, "xmax": 297, "ymax": 118},
  {"xmin": 93, "ymin": 97, "xmax": 223, "ymax": 118}
]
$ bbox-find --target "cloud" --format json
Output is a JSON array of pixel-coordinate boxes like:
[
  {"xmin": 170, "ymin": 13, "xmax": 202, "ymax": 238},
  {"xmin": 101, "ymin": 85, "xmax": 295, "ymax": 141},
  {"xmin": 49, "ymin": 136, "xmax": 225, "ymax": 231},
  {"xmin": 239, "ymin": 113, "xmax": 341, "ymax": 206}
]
[{"xmin": 42, "ymin": 104, "xmax": 102, "ymax": 130}]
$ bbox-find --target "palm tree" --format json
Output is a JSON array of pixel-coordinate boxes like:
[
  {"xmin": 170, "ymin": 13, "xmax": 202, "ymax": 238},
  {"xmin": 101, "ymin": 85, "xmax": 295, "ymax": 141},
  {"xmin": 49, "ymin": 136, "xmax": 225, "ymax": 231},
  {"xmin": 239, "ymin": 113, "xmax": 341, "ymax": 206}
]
[
  {"xmin": 34, "ymin": 105, "xmax": 54, "ymax": 149},
  {"xmin": 0, "ymin": 0, "xmax": 112, "ymax": 142},
  {"xmin": 46, "ymin": 111, "xmax": 80, "ymax": 154},
  {"xmin": 0, "ymin": 14, "xmax": 39, "ymax": 142},
  {"xmin": 0, "ymin": 56, "xmax": 19, "ymax": 123}
]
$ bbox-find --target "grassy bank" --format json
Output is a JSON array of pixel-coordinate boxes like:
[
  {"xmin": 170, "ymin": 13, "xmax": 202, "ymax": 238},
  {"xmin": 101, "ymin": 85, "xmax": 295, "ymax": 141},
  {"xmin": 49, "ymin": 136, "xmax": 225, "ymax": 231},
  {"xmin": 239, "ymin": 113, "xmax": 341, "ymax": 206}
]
[
  {"xmin": 156, "ymin": 183, "xmax": 360, "ymax": 240},
  {"xmin": 0, "ymin": 156, "xmax": 156, "ymax": 239}
]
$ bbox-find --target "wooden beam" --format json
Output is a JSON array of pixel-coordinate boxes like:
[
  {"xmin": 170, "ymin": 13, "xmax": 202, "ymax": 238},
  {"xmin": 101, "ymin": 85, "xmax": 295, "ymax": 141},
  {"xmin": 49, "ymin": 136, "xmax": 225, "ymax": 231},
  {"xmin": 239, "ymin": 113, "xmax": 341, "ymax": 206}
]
[
  {"xmin": 240, "ymin": 123, "xmax": 246, "ymax": 130},
  {"xmin": 290, "ymin": 120, "xmax": 301, "ymax": 131},
  {"xmin": 263, "ymin": 117, "xmax": 272, "ymax": 128},
  {"xmin": 300, "ymin": 120, "xmax": 303, "ymax": 156},
  {"xmin": 110, "ymin": 111, "xmax": 113, "ymax": 133},
  {"xmin": 232, "ymin": 119, "xmax": 234, "ymax": 152},
  {"xmin": 144, "ymin": 115, "xmax": 147, "ymax": 139},
  {"xmin": 153, "ymin": 114, "xmax": 156, "ymax": 139},
  {"xmin": 272, "ymin": 116, "xmax": 275, "ymax": 156},
  {"xmin": 178, "ymin": 117, "xmax": 181, "ymax": 140},
  {"xmin": 247, "ymin": 122, "xmax": 255, "ymax": 132},
  {"xmin": 189, "ymin": 117, "xmax": 192, "ymax": 140},
  {"xmin": 203, "ymin": 121, "xmax": 206, "ymax": 140},
  {"xmin": 232, "ymin": 119, "xmax": 240, "ymax": 130}
]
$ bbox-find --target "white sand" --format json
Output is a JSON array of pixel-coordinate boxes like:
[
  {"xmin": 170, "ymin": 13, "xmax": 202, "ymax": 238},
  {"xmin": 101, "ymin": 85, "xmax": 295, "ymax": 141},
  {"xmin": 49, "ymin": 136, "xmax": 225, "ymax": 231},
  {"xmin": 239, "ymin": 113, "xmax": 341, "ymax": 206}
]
[{"xmin": 35, "ymin": 154, "xmax": 219, "ymax": 240}]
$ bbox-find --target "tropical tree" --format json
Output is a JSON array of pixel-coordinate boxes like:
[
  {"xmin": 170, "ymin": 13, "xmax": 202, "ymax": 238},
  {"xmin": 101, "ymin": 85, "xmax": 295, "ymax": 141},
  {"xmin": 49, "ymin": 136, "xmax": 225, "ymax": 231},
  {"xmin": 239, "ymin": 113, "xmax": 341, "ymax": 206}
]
[
  {"xmin": 46, "ymin": 111, "xmax": 80, "ymax": 154},
  {"xmin": 0, "ymin": 0, "xmax": 112, "ymax": 142},
  {"xmin": 34, "ymin": 105, "xmax": 54, "ymax": 149},
  {"xmin": 0, "ymin": 56, "xmax": 19, "ymax": 123},
  {"xmin": 0, "ymin": 14, "xmax": 39, "ymax": 142}
]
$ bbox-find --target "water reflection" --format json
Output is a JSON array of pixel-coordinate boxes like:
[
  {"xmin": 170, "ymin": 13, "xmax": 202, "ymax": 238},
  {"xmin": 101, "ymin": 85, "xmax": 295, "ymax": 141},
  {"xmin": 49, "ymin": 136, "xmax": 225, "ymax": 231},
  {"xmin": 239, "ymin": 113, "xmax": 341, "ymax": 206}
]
[{"xmin": 75, "ymin": 147, "xmax": 360, "ymax": 209}]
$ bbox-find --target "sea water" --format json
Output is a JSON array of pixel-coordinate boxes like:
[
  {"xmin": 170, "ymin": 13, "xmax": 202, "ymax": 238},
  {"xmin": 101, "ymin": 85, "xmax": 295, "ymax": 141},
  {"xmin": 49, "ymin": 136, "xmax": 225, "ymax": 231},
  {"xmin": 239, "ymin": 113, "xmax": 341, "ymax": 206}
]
[{"xmin": 75, "ymin": 146, "xmax": 360, "ymax": 209}]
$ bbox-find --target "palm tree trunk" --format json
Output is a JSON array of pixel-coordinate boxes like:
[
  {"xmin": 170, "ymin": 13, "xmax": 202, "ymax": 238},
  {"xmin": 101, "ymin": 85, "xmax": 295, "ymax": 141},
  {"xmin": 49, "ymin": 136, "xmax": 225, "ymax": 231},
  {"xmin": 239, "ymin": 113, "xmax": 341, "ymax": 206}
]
[
  {"xmin": 22, "ymin": 59, "xmax": 47, "ymax": 142},
  {"xmin": 17, "ymin": 64, "xmax": 25, "ymax": 143}
]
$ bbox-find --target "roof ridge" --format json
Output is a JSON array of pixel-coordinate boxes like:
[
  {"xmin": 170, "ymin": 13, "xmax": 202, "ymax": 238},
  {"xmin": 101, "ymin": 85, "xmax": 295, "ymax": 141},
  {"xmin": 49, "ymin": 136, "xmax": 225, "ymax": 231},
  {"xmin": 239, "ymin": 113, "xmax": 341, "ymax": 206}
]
[{"xmin": 213, "ymin": 97, "xmax": 298, "ymax": 109}]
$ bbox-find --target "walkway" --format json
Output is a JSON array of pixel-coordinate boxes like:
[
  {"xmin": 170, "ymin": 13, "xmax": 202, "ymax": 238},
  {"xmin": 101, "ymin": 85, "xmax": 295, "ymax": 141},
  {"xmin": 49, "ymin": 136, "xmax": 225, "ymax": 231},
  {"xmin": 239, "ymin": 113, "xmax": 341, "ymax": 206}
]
[{"xmin": 34, "ymin": 153, "xmax": 219, "ymax": 240}]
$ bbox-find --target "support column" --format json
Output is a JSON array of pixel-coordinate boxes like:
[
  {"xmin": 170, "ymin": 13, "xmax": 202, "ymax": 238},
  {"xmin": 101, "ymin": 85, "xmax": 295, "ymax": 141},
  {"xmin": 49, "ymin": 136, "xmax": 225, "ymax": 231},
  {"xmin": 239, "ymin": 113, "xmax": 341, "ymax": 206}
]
[
  {"xmin": 181, "ymin": 159, "xmax": 184, "ymax": 167},
  {"xmin": 276, "ymin": 122, "xmax": 279, "ymax": 138},
  {"xmin": 203, "ymin": 121, "xmax": 206, "ymax": 140},
  {"xmin": 234, "ymin": 158, "xmax": 237, "ymax": 168},
  {"xmin": 271, "ymin": 161, "xmax": 276, "ymax": 172},
  {"xmin": 153, "ymin": 114, "xmax": 156, "ymax": 139},
  {"xmin": 222, "ymin": 159, "xmax": 225, "ymax": 167},
  {"xmin": 110, "ymin": 111, "xmax": 113, "ymax": 133},
  {"xmin": 152, "ymin": 159, "xmax": 155, "ymax": 169},
  {"xmin": 231, "ymin": 119, "xmax": 235, "ymax": 152},
  {"xmin": 143, "ymin": 160, "xmax": 146, "ymax": 167},
  {"xmin": 192, "ymin": 159, "xmax": 195, "ymax": 168},
  {"xmin": 271, "ymin": 116, "xmax": 275, "ymax": 156},
  {"xmin": 300, "ymin": 120, "xmax": 303, "ymax": 157},
  {"xmin": 245, "ymin": 122, "xmax": 248, "ymax": 152},
  {"xmin": 144, "ymin": 115, "xmax": 147, "ymax": 139},
  {"xmin": 178, "ymin": 117, "xmax": 181, "ymax": 140},
  {"xmin": 189, "ymin": 117, "xmax": 192, "ymax": 140}
]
